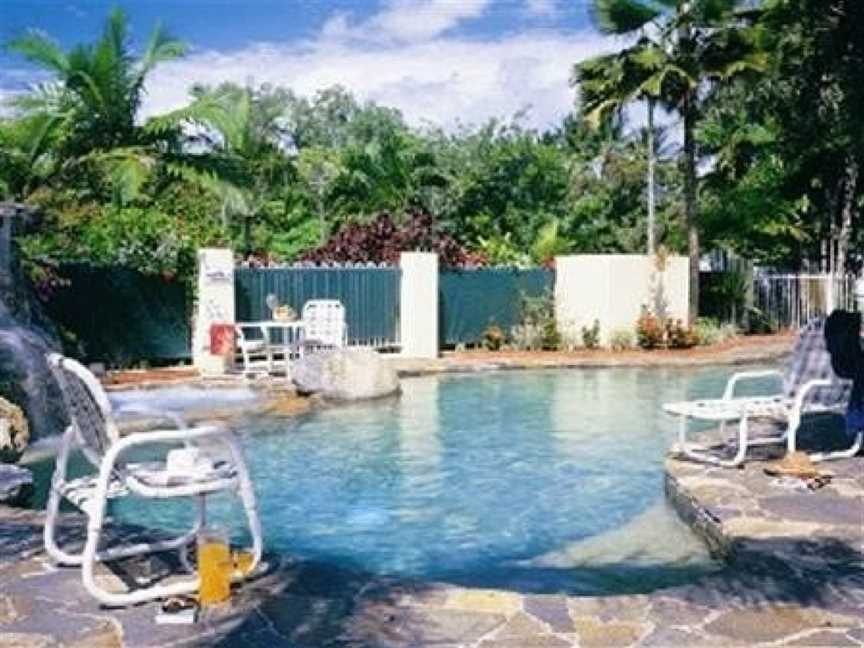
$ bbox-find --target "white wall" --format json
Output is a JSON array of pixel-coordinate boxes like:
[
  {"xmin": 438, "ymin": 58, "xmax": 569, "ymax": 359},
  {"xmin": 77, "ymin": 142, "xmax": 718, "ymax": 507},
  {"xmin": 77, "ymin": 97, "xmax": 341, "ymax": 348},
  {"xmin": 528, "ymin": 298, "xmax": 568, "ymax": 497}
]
[{"xmin": 555, "ymin": 254, "xmax": 689, "ymax": 347}]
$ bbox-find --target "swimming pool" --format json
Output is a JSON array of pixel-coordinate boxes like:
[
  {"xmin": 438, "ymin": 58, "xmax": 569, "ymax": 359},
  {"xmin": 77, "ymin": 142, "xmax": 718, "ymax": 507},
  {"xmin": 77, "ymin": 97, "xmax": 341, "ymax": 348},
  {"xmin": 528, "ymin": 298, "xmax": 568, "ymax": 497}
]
[{"xmin": 36, "ymin": 366, "xmax": 777, "ymax": 594}]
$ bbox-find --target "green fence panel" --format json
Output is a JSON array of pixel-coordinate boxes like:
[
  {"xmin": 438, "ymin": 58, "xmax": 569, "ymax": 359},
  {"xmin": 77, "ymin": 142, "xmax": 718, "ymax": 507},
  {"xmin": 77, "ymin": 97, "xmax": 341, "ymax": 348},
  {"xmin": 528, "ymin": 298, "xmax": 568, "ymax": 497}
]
[
  {"xmin": 440, "ymin": 268, "xmax": 554, "ymax": 345},
  {"xmin": 45, "ymin": 265, "xmax": 191, "ymax": 364},
  {"xmin": 235, "ymin": 267, "xmax": 401, "ymax": 347}
]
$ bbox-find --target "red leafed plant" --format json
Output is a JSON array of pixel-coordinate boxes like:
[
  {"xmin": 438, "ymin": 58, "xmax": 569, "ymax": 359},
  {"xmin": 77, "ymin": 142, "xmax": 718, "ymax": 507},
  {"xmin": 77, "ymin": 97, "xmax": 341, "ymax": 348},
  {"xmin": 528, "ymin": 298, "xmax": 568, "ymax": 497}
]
[{"xmin": 301, "ymin": 211, "xmax": 487, "ymax": 268}]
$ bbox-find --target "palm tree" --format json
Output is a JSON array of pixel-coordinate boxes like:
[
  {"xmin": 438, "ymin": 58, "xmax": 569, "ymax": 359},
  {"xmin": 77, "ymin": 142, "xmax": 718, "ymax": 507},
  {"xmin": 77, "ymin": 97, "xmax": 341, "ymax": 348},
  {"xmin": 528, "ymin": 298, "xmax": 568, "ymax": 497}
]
[
  {"xmin": 6, "ymin": 7, "xmax": 188, "ymax": 203},
  {"xmin": 577, "ymin": 0, "xmax": 766, "ymax": 322},
  {"xmin": 576, "ymin": 39, "xmax": 672, "ymax": 255},
  {"xmin": 8, "ymin": 7, "xmax": 184, "ymax": 154},
  {"xmin": 152, "ymin": 82, "xmax": 295, "ymax": 253}
]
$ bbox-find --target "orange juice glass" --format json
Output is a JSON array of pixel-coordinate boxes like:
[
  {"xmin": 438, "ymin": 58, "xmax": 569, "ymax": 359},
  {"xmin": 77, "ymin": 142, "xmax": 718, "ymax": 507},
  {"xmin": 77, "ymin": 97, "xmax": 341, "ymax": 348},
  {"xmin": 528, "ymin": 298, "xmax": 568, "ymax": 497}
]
[{"xmin": 197, "ymin": 528, "xmax": 231, "ymax": 606}]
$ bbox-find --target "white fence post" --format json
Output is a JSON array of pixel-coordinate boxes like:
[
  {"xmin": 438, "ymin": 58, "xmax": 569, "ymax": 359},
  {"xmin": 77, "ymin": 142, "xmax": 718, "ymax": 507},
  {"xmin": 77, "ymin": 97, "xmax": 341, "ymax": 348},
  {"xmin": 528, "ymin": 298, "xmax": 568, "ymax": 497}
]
[
  {"xmin": 399, "ymin": 252, "xmax": 439, "ymax": 358},
  {"xmin": 192, "ymin": 248, "xmax": 235, "ymax": 374}
]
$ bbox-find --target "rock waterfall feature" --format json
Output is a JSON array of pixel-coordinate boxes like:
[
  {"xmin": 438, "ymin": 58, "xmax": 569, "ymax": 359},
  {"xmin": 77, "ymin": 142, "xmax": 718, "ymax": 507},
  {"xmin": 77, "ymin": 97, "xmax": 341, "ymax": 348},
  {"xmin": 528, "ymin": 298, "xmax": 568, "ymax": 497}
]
[{"xmin": 0, "ymin": 202, "xmax": 66, "ymax": 447}]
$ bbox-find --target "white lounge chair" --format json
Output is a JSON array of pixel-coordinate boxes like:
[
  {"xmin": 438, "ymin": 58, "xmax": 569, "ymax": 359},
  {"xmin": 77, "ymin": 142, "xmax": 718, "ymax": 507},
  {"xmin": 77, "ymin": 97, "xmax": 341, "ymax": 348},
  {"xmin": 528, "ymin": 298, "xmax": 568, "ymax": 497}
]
[
  {"xmin": 302, "ymin": 300, "xmax": 347, "ymax": 351},
  {"xmin": 664, "ymin": 319, "xmax": 863, "ymax": 467},
  {"xmin": 44, "ymin": 354, "xmax": 263, "ymax": 606}
]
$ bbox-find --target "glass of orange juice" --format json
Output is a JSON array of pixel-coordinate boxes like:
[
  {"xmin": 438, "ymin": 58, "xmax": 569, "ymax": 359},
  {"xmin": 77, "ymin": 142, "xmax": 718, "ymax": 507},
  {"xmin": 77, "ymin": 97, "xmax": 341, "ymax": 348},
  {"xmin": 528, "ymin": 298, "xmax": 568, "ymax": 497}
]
[{"xmin": 197, "ymin": 527, "xmax": 232, "ymax": 606}]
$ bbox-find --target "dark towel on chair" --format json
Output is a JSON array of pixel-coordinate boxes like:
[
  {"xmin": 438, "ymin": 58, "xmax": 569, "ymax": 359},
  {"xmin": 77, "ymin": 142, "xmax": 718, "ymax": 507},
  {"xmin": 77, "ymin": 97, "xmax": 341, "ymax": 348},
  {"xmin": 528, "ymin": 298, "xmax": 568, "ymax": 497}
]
[{"xmin": 824, "ymin": 310, "xmax": 864, "ymax": 432}]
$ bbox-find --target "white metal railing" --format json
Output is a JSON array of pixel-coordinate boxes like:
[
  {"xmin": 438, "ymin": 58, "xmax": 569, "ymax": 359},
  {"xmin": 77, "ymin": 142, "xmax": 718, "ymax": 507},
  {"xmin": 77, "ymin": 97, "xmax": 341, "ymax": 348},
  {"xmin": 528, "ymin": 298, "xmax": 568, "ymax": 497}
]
[{"xmin": 753, "ymin": 273, "xmax": 858, "ymax": 330}]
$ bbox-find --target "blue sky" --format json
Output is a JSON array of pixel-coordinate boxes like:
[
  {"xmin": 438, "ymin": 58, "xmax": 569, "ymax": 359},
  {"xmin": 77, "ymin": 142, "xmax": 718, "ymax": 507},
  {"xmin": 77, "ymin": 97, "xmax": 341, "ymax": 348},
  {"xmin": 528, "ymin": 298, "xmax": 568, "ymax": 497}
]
[{"xmin": 1, "ymin": 1, "xmax": 623, "ymax": 130}]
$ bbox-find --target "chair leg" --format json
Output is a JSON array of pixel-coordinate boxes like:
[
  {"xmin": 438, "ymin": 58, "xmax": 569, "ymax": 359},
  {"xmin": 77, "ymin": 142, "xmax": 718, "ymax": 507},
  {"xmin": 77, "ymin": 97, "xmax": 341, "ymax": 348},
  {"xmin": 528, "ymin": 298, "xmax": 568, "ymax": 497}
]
[
  {"xmin": 674, "ymin": 414, "xmax": 751, "ymax": 468},
  {"xmin": 81, "ymin": 492, "xmax": 201, "ymax": 607},
  {"xmin": 44, "ymin": 481, "xmax": 85, "ymax": 566},
  {"xmin": 224, "ymin": 444, "xmax": 263, "ymax": 575}
]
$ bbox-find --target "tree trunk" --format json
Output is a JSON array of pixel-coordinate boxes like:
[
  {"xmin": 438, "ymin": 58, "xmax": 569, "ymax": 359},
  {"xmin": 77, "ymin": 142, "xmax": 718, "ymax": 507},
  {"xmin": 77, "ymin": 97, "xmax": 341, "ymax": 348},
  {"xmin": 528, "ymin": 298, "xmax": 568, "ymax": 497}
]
[
  {"xmin": 243, "ymin": 215, "xmax": 252, "ymax": 256},
  {"xmin": 836, "ymin": 156, "xmax": 858, "ymax": 274},
  {"xmin": 647, "ymin": 98, "xmax": 657, "ymax": 255},
  {"xmin": 318, "ymin": 195, "xmax": 327, "ymax": 245},
  {"xmin": 683, "ymin": 93, "xmax": 699, "ymax": 323}
]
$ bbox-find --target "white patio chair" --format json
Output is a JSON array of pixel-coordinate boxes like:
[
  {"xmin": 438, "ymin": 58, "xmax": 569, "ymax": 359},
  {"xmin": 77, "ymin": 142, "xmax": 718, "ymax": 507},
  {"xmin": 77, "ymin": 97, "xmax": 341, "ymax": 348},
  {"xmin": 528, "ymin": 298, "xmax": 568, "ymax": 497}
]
[
  {"xmin": 235, "ymin": 323, "xmax": 269, "ymax": 374},
  {"xmin": 44, "ymin": 354, "xmax": 263, "ymax": 607},
  {"xmin": 302, "ymin": 300, "xmax": 347, "ymax": 352},
  {"xmin": 664, "ymin": 319, "xmax": 863, "ymax": 467}
]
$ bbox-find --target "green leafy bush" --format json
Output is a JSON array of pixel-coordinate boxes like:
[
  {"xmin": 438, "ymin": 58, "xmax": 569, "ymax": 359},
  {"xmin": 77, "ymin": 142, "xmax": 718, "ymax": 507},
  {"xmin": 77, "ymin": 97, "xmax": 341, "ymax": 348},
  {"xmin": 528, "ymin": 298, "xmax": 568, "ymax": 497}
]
[
  {"xmin": 693, "ymin": 317, "xmax": 738, "ymax": 346},
  {"xmin": 482, "ymin": 324, "xmax": 505, "ymax": 351},
  {"xmin": 666, "ymin": 319, "xmax": 697, "ymax": 349},
  {"xmin": 609, "ymin": 328, "xmax": 634, "ymax": 351},
  {"xmin": 581, "ymin": 319, "xmax": 601, "ymax": 349},
  {"xmin": 513, "ymin": 290, "xmax": 560, "ymax": 350}
]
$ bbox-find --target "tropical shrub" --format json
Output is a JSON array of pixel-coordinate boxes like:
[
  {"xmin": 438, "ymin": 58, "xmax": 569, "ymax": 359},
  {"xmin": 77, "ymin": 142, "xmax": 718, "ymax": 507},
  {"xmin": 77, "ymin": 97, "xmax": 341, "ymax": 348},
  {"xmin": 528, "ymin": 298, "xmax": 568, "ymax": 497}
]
[
  {"xmin": 515, "ymin": 290, "xmax": 560, "ymax": 350},
  {"xmin": 581, "ymin": 319, "xmax": 601, "ymax": 349},
  {"xmin": 19, "ymin": 202, "xmax": 224, "ymax": 281},
  {"xmin": 666, "ymin": 319, "xmax": 697, "ymax": 349},
  {"xmin": 475, "ymin": 233, "xmax": 531, "ymax": 267},
  {"xmin": 482, "ymin": 324, "xmax": 505, "ymax": 351},
  {"xmin": 636, "ymin": 307, "xmax": 665, "ymax": 349},
  {"xmin": 301, "ymin": 211, "xmax": 484, "ymax": 267},
  {"xmin": 693, "ymin": 317, "xmax": 738, "ymax": 346},
  {"xmin": 609, "ymin": 328, "xmax": 634, "ymax": 351},
  {"xmin": 510, "ymin": 324, "xmax": 544, "ymax": 351}
]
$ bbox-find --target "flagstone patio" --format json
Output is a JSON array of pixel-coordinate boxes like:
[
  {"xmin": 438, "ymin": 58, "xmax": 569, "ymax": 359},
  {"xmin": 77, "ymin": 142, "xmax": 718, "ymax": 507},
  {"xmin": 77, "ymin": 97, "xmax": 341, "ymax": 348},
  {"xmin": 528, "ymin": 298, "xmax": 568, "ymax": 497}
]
[{"xmin": 1, "ymin": 420, "xmax": 862, "ymax": 647}]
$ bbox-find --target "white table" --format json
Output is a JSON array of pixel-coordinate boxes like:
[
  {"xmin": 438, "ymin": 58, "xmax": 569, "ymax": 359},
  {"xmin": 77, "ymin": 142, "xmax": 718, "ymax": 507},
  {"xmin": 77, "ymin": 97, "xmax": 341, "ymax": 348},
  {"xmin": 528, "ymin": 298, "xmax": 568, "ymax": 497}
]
[{"xmin": 235, "ymin": 320, "xmax": 305, "ymax": 374}]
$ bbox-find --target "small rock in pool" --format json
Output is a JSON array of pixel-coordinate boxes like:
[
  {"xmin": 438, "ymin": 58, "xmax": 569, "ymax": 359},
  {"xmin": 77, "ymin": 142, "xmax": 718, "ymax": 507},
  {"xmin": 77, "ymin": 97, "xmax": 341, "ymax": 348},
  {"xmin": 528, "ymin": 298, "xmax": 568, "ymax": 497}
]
[{"xmin": 0, "ymin": 464, "xmax": 34, "ymax": 506}]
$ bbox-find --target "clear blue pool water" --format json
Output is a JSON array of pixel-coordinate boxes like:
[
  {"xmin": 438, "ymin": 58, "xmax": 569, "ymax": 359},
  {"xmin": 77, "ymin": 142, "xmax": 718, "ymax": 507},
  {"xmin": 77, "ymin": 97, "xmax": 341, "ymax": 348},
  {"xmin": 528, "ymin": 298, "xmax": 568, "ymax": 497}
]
[{"xmin": 35, "ymin": 366, "xmax": 779, "ymax": 594}]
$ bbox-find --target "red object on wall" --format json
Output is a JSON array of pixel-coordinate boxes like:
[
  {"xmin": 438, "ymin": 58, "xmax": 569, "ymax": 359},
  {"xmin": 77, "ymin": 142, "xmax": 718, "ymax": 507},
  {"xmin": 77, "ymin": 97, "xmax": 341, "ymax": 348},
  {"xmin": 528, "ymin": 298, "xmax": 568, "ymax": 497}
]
[{"xmin": 210, "ymin": 323, "xmax": 235, "ymax": 357}]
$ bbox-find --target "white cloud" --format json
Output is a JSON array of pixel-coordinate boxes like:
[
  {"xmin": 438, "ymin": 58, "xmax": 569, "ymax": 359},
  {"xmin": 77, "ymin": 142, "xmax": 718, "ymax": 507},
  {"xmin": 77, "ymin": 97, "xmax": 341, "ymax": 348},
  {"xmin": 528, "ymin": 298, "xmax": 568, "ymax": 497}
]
[
  {"xmin": 143, "ymin": 28, "xmax": 625, "ymax": 132},
  {"xmin": 524, "ymin": 0, "xmax": 560, "ymax": 18},
  {"xmin": 323, "ymin": 0, "xmax": 493, "ymax": 43}
]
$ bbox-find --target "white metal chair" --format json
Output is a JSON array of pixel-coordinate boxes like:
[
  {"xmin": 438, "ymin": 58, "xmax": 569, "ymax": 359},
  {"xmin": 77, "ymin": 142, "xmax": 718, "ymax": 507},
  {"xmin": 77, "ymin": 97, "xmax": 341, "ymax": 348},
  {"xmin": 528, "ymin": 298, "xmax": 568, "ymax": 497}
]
[
  {"xmin": 235, "ymin": 324, "xmax": 269, "ymax": 374},
  {"xmin": 44, "ymin": 353, "xmax": 263, "ymax": 606},
  {"xmin": 235, "ymin": 323, "xmax": 304, "ymax": 376},
  {"xmin": 664, "ymin": 319, "xmax": 863, "ymax": 467},
  {"xmin": 302, "ymin": 300, "xmax": 348, "ymax": 351}
]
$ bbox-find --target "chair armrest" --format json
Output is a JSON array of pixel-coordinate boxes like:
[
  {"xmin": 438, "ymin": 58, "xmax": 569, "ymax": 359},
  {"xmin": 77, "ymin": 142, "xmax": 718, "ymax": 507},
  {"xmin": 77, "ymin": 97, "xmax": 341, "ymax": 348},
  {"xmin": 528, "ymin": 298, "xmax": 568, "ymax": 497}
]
[
  {"xmin": 723, "ymin": 370, "xmax": 784, "ymax": 400},
  {"xmin": 100, "ymin": 425, "xmax": 239, "ymax": 474},
  {"xmin": 90, "ymin": 425, "xmax": 242, "ymax": 527},
  {"xmin": 114, "ymin": 405, "xmax": 189, "ymax": 430}
]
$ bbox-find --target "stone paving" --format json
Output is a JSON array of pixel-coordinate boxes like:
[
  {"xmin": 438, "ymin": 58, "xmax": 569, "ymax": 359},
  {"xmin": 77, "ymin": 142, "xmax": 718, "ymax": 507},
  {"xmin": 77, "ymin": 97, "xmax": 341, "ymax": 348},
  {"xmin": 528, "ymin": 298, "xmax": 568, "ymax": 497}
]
[
  {"xmin": 2, "ymin": 421, "xmax": 862, "ymax": 648},
  {"xmin": 389, "ymin": 335, "xmax": 793, "ymax": 377},
  {"xmin": 3, "ymin": 337, "xmax": 864, "ymax": 647}
]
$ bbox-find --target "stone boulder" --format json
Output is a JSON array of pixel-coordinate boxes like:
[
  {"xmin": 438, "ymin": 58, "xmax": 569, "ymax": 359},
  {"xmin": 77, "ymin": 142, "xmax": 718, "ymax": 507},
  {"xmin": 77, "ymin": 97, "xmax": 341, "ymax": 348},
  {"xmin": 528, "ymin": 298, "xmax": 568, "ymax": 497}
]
[
  {"xmin": 0, "ymin": 327, "xmax": 66, "ymax": 444},
  {"xmin": 292, "ymin": 348, "xmax": 400, "ymax": 401},
  {"xmin": 0, "ymin": 464, "xmax": 33, "ymax": 506},
  {"xmin": 0, "ymin": 396, "xmax": 29, "ymax": 462},
  {"xmin": 0, "ymin": 202, "xmax": 66, "ymax": 444}
]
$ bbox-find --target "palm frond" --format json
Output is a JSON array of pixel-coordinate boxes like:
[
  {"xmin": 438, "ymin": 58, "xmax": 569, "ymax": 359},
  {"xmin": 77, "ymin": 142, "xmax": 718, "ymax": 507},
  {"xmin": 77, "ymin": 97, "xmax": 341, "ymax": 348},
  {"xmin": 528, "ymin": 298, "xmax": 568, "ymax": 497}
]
[
  {"xmin": 135, "ymin": 22, "xmax": 186, "ymax": 85},
  {"xmin": 6, "ymin": 30, "xmax": 69, "ymax": 73}
]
